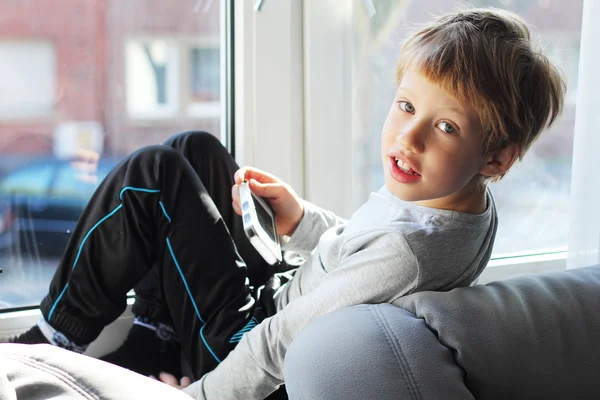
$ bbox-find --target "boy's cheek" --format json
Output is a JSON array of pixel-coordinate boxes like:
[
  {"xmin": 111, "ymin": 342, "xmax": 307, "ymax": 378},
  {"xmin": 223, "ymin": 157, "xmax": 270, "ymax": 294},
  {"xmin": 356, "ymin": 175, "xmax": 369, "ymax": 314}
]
[
  {"xmin": 381, "ymin": 124, "xmax": 398, "ymax": 146},
  {"xmin": 381, "ymin": 113, "xmax": 406, "ymax": 142}
]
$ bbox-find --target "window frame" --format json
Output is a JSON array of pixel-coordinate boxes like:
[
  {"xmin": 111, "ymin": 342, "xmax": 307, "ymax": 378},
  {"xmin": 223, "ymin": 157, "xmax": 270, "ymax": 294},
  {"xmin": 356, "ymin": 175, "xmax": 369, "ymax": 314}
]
[
  {"xmin": 567, "ymin": 0, "xmax": 600, "ymax": 269},
  {"xmin": 233, "ymin": 0, "xmax": 305, "ymax": 196}
]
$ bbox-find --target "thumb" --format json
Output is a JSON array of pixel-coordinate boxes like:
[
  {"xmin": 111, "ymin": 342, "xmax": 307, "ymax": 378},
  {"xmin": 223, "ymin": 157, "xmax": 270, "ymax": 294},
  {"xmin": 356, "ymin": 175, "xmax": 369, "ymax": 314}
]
[
  {"xmin": 249, "ymin": 179, "xmax": 280, "ymax": 198},
  {"xmin": 180, "ymin": 376, "xmax": 192, "ymax": 388}
]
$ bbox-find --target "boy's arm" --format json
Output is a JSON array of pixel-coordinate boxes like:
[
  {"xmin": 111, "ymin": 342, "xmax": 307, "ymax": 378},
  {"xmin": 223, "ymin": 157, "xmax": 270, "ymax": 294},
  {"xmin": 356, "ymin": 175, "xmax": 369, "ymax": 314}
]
[
  {"xmin": 280, "ymin": 200, "xmax": 348, "ymax": 258},
  {"xmin": 184, "ymin": 230, "xmax": 417, "ymax": 400}
]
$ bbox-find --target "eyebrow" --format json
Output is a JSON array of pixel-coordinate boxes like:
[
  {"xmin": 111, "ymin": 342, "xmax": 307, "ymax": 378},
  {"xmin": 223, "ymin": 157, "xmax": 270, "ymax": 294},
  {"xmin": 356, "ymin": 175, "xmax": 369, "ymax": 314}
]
[
  {"xmin": 398, "ymin": 86, "xmax": 468, "ymax": 118},
  {"xmin": 443, "ymin": 105, "xmax": 468, "ymax": 118},
  {"xmin": 397, "ymin": 86, "xmax": 415, "ymax": 98}
]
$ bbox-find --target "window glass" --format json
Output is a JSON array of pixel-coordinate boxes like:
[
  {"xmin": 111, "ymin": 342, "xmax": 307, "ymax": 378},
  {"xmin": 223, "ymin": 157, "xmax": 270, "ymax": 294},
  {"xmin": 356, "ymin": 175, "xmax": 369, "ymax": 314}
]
[
  {"xmin": 352, "ymin": 0, "xmax": 582, "ymax": 257},
  {"xmin": 51, "ymin": 161, "xmax": 114, "ymax": 200},
  {"xmin": 0, "ymin": 1, "xmax": 225, "ymax": 309}
]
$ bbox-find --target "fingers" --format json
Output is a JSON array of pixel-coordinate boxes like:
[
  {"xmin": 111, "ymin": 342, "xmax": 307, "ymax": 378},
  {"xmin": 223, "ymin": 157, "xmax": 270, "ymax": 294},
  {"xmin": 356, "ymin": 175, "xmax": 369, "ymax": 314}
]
[
  {"xmin": 159, "ymin": 372, "xmax": 179, "ymax": 387},
  {"xmin": 231, "ymin": 184, "xmax": 242, "ymax": 215},
  {"xmin": 180, "ymin": 376, "xmax": 192, "ymax": 388},
  {"xmin": 248, "ymin": 179, "xmax": 281, "ymax": 199},
  {"xmin": 233, "ymin": 167, "xmax": 246, "ymax": 184},
  {"xmin": 232, "ymin": 199, "xmax": 242, "ymax": 216},
  {"xmin": 234, "ymin": 166, "xmax": 279, "ymax": 185},
  {"xmin": 155, "ymin": 372, "xmax": 192, "ymax": 389},
  {"xmin": 232, "ymin": 167, "xmax": 284, "ymax": 215}
]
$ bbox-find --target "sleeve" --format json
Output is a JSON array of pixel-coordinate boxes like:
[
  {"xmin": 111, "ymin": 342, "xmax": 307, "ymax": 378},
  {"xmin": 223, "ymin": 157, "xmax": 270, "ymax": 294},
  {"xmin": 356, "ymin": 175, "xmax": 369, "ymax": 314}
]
[
  {"xmin": 183, "ymin": 231, "xmax": 418, "ymax": 400},
  {"xmin": 280, "ymin": 200, "xmax": 348, "ymax": 257}
]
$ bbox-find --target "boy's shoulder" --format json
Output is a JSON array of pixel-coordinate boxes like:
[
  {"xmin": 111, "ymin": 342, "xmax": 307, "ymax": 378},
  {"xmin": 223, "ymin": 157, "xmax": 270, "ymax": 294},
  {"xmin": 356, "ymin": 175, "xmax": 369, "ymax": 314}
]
[{"xmin": 347, "ymin": 187, "xmax": 496, "ymax": 238}]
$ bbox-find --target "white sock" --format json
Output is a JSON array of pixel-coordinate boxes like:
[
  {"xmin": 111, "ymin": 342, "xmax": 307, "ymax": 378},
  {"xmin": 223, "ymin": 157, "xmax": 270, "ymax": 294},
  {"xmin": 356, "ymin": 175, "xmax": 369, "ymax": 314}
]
[
  {"xmin": 37, "ymin": 318, "xmax": 89, "ymax": 354},
  {"xmin": 133, "ymin": 316, "xmax": 178, "ymax": 342}
]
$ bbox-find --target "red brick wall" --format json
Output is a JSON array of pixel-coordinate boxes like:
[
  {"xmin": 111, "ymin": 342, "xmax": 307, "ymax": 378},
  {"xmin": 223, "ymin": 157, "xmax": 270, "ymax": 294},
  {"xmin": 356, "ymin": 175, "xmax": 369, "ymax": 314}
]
[
  {"xmin": 0, "ymin": 0, "xmax": 221, "ymax": 158},
  {"xmin": 0, "ymin": 0, "xmax": 106, "ymax": 154}
]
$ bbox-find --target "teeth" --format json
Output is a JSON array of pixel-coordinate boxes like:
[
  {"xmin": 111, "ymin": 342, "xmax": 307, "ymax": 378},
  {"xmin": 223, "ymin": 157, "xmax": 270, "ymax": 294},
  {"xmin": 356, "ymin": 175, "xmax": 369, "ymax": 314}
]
[{"xmin": 395, "ymin": 158, "xmax": 418, "ymax": 175}]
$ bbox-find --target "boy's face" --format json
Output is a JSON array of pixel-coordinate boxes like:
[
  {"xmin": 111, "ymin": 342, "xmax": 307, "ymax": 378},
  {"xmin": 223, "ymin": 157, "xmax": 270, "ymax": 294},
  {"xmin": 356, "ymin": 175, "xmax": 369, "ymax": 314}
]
[{"xmin": 381, "ymin": 68, "xmax": 488, "ymax": 212}]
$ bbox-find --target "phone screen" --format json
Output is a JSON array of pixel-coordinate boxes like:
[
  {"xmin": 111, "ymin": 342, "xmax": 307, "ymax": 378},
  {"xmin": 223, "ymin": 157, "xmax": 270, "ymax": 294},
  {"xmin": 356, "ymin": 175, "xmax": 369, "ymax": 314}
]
[{"xmin": 252, "ymin": 193, "xmax": 277, "ymax": 242}]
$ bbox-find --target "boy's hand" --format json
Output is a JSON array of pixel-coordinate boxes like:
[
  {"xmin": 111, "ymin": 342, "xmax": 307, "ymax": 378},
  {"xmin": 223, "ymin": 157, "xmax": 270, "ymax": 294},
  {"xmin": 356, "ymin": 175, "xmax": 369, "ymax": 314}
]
[
  {"xmin": 149, "ymin": 372, "xmax": 191, "ymax": 390},
  {"xmin": 232, "ymin": 166, "xmax": 304, "ymax": 237}
]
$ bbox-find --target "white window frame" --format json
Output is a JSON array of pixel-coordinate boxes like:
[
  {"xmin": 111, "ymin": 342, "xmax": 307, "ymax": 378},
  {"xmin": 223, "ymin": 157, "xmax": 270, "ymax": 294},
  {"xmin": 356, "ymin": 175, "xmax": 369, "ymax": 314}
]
[
  {"xmin": 233, "ymin": 0, "xmax": 305, "ymax": 196},
  {"xmin": 301, "ymin": 0, "xmax": 355, "ymax": 217},
  {"xmin": 567, "ymin": 0, "xmax": 600, "ymax": 269}
]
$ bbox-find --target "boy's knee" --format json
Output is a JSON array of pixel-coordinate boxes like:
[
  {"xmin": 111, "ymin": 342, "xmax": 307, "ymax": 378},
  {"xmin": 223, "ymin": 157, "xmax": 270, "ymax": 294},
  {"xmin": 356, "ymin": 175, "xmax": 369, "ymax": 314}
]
[
  {"xmin": 163, "ymin": 130, "xmax": 224, "ymax": 154},
  {"xmin": 130, "ymin": 145, "xmax": 184, "ymax": 168}
]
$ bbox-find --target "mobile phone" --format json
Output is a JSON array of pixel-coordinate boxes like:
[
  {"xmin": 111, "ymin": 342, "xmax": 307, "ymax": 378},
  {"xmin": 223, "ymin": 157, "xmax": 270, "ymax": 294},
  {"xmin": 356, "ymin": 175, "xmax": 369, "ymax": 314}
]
[{"xmin": 239, "ymin": 181, "xmax": 282, "ymax": 265}]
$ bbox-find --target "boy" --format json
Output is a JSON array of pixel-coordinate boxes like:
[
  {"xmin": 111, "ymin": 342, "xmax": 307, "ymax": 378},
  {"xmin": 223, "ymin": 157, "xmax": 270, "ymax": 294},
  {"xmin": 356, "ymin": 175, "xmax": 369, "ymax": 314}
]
[
  {"xmin": 4, "ymin": 7, "xmax": 564, "ymax": 400},
  {"xmin": 184, "ymin": 7, "xmax": 565, "ymax": 399}
]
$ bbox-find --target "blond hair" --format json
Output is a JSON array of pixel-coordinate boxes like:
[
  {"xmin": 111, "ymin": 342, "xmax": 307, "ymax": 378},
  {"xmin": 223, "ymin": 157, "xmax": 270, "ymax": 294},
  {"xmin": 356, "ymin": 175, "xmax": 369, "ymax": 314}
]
[{"xmin": 396, "ymin": 8, "xmax": 566, "ymax": 181}]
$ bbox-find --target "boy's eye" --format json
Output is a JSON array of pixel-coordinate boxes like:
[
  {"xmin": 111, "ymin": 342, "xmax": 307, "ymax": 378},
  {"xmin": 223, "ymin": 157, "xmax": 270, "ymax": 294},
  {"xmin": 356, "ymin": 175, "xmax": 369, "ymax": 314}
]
[
  {"xmin": 437, "ymin": 121, "xmax": 457, "ymax": 134},
  {"xmin": 398, "ymin": 101, "xmax": 415, "ymax": 113}
]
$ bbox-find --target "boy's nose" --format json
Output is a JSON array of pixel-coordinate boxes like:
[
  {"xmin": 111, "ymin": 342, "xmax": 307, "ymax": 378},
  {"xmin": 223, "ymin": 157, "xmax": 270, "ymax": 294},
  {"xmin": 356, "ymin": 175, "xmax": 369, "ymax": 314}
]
[{"xmin": 396, "ymin": 124, "xmax": 426, "ymax": 154}]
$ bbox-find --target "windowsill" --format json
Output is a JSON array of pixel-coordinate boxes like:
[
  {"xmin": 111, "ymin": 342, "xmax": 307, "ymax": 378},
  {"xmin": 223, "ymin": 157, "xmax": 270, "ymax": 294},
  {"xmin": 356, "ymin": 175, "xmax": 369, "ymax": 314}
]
[
  {"xmin": 488, "ymin": 249, "xmax": 567, "ymax": 266},
  {"xmin": 0, "ymin": 298, "xmax": 135, "ymax": 358},
  {"xmin": 0, "ymin": 252, "xmax": 568, "ymax": 357},
  {"xmin": 479, "ymin": 251, "xmax": 567, "ymax": 284}
]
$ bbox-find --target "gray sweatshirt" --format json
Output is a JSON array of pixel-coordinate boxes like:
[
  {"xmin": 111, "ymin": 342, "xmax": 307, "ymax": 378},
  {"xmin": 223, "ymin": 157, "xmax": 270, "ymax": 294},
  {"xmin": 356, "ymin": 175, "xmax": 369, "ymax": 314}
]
[{"xmin": 183, "ymin": 186, "xmax": 497, "ymax": 399}]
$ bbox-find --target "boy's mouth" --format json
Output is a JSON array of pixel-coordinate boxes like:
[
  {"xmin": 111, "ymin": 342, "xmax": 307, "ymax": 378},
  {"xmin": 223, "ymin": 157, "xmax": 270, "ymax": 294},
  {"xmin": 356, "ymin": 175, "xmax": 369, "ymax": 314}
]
[
  {"xmin": 394, "ymin": 157, "xmax": 420, "ymax": 176},
  {"xmin": 388, "ymin": 156, "xmax": 422, "ymax": 184}
]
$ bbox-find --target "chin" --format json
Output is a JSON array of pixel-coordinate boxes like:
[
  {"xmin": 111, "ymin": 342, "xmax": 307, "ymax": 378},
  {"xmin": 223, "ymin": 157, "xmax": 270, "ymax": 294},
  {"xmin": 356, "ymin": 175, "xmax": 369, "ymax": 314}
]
[{"xmin": 384, "ymin": 180, "xmax": 417, "ymax": 202}]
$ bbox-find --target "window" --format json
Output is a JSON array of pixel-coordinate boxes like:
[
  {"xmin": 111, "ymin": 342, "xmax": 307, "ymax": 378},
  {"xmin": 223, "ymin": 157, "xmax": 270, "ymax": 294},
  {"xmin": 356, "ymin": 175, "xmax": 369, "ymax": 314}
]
[
  {"xmin": 0, "ymin": 41, "xmax": 56, "ymax": 119},
  {"xmin": 125, "ymin": 40, "xmax": 221, "ymax": 120},
  {"xmin": 125, "ymin": 40, "xmax": 180, "ymax": 118},
  {"xmin": 0, "ymin": 1, "xmax": 227, "ymax": 310},
  {"xmin": 190, "ymin": 48, "xmax": 220, "ymax": 101},
  {"xmin": 187, "ymin": 47, "xmax": 221, "ymax": 117}
]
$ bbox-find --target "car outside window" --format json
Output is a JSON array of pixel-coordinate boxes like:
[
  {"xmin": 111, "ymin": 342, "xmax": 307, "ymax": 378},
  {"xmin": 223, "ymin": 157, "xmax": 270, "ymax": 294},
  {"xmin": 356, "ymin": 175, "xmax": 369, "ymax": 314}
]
[{"xmin": 0, "ymin": 164, "xmax": 55, "ymax": 197}]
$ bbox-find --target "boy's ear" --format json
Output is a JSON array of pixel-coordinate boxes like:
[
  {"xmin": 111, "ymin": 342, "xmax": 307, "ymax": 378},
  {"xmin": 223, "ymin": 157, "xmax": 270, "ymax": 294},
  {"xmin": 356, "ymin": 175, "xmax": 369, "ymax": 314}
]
[{"xmin": 479, "ymin": 143, "xmax": 520, "ymax": 178}]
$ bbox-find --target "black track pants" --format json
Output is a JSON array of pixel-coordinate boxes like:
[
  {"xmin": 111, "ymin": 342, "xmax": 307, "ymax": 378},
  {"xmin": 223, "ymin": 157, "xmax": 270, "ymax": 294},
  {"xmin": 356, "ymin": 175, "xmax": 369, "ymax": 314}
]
[{"xmin": 40, "ymin": 131, "xmax": 272, "ymax": 377}]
